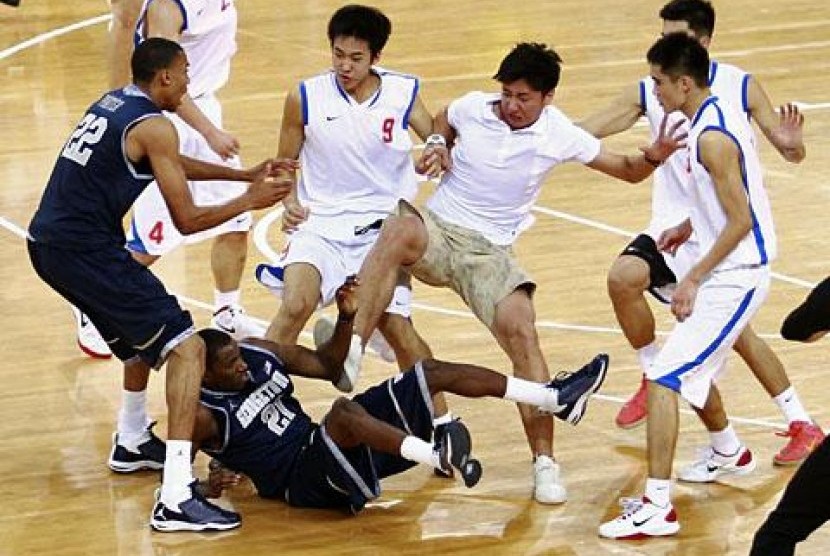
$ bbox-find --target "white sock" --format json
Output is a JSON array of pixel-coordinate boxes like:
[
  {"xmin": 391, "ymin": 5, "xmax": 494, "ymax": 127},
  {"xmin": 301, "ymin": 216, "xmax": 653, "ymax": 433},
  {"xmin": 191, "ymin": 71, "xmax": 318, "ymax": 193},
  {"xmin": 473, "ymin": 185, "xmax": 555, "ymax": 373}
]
[
  {"xmin": 710, "ymin": 423, "xmax": 741, "ymax": 456},
  {"xmin": 214, "ymin": 289, "xmax": 241, "ymax": 310},
  {"xmin": 160, "ymin": 440, "xmax": 195, "ymax": 507},
  {"xmin": 504, "ymin": 376, "xmax": 556, "ymax": 407},
  {"xmin": 433, "ymin": 412, "xmax": 454, "ymax": 428},
  {"xmin": 645, "ymin": 477, "xmax": 672, "ymax": 507},
  {"xmin": 400, "ymin": 436, "xmax": 438, "ymax": 468},
  {"xmin": 637, "ymin": 342, "xmax": 660, "ymax": 375},
  {"xmin": 774, "ymin": 387, "xmax": 811, "ymax": 424},
  {"xmin": 117, "ymin": 390, "xmax": 148, "ymax": 437}
]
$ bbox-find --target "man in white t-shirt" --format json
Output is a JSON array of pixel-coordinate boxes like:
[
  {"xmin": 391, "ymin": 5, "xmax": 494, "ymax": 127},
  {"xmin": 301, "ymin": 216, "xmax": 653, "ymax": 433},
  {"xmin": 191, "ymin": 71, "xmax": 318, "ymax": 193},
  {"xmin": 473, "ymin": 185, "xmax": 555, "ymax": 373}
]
[{"xmin": 351, "ymin": 42, "xmax": 683, "ymax": 504}]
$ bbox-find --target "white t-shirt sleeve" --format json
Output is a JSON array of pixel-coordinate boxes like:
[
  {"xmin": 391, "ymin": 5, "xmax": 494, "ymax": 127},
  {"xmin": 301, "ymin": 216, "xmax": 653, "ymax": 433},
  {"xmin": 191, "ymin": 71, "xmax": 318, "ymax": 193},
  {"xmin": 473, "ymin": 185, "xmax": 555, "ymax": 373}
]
[
  {"xmin": 447, "ymin": 91, "xmax": 485, "ymax": 131},
  {"xmin": 555, "ymin": 116, "xmax": 602, "ymax": 164}
]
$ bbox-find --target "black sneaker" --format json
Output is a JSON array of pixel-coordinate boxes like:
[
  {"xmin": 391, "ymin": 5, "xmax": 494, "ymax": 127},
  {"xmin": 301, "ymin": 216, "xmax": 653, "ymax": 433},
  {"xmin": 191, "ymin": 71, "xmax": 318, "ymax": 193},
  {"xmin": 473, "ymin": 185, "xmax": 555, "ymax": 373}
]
[
  {"xmin": 548, "ymin": 353, "xmax": 609, "ymax": 425},
  {"xmin": 432, "ymin": 422, "xmax": 454, "ymax": 479},
  {"xmin": 150, "ymin": 481, "xmax": 241, "ymax": 532},
  {"xmin": 435, "ymin": 419, "xmax": 483, "ymax": 487},
  {"xmin": 108, "ymin": 422, "xmax": 166, "ymax": 473}
]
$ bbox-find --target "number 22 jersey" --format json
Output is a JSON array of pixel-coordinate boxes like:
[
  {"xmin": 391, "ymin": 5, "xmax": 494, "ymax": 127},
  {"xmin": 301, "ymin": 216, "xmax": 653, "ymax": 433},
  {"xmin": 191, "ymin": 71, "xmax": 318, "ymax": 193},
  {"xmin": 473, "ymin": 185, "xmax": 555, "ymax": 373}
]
[{"xmin": 29, "ymin": 85, "xmax": 160, "ymax": 250}]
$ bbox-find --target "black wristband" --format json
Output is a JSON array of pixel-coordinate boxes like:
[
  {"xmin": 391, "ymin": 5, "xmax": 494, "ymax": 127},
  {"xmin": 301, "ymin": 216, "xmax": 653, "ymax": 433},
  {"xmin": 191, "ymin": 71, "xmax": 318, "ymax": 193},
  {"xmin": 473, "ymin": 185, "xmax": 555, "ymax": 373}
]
[
  {"xmin": 644, "ymin": 153, "xmax": 662, "ymax": 167},
  {"xmin": 337, "ymin": 313, "xmax": 355, "ymax": 323}
]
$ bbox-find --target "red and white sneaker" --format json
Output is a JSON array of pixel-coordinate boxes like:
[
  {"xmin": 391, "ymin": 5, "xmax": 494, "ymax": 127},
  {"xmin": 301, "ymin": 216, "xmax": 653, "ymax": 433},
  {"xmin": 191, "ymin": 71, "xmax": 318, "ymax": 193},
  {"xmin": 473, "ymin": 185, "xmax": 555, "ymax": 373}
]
[
  {"xmin": 677, "ymin": 445, "xmax": 756, "ymax": 483},
  {"xmin": 71, "ymin": 306, "xmax": 112, "ymax": 359},
  {"xmin": 773, "ymin": 421, "xmax": 825, "ymax": 466},
  {"xmin": 599, "ymin": 496, "xmax": 680, "ymax": 539},
  {"xmin": 615, "ymin": 376, "xmax": 647, "ymax": 429}
]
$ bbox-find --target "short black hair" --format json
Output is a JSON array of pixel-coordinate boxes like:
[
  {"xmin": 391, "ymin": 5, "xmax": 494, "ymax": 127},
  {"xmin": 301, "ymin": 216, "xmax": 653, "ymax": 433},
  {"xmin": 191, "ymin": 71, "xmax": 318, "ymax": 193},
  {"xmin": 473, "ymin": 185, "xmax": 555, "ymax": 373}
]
[
  {"xmin": 659, "ymin": 0, "xmax": 716, "ymax": 39},
  {"xmin": 493, "ymin": 42, "xmax": 562, "ymax": 96},
  {"xmin": 197, "ymin": 328, "xmax": 234, "ymax": 372},
  {"xmin": 647, "ymin": 32, "xmax": 710, "ymax": 88},
  {"xmin": 327, "ymin": 4, "xmax": 391, "ymax": 57},
  {"xmin": 131, "ymin": 37, "xmax": 184, "ymax": 84}
]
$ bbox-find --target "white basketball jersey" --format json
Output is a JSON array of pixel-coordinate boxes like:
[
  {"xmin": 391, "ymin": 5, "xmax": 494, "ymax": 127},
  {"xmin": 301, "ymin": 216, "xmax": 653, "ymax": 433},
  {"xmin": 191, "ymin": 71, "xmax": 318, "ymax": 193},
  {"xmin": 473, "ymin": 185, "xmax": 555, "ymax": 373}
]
[
  {"xmin": 640, "ymin": 61, "xmax": 753, "ymax": 236},
  {"xmin": 426, "ymin": 91, "xmax": 601, "ymax": 245},
  {"xmin": 137, "ymin": 0, "xmax": 237, "ymax": 97},
  {"xmin": 297, "ymin": 68, "xmax": 420, "ymax": 239},
  {"xmin": 687, "ymin": 96, "xmax": 776, "ymax": 270}
]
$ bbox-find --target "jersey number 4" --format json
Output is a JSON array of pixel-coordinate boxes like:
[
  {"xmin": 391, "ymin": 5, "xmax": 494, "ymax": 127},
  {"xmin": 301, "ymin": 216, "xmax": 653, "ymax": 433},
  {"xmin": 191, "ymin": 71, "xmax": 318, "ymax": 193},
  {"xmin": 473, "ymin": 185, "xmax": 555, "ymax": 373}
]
[{"xmin": 61, "ymin": 114, "xmax": 107, "ymax": 166}]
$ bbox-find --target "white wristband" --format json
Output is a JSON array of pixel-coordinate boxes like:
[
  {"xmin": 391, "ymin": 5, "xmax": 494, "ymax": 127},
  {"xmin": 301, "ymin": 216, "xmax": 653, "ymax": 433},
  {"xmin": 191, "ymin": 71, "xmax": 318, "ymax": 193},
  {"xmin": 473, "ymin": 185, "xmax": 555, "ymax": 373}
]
[{"xmin": 425, "ymin": 134, "xmax": 446, "ymax": 148}]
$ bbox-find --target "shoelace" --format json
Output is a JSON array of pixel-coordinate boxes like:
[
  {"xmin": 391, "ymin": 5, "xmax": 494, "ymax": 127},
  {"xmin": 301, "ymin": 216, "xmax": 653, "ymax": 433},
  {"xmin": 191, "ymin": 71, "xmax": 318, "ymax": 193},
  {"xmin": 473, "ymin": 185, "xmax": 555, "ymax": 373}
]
[{"xmin": 618, "ymin": 497, "xmax": 644, "ymax": 517}]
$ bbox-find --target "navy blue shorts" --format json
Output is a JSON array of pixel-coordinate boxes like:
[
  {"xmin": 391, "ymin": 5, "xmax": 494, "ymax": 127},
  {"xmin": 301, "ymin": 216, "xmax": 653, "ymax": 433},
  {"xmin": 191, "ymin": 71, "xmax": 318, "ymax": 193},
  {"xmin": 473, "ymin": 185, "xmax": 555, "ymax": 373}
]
[
  {"xmin": 27, "ymin": 240, "xmax": 194, "ymax": 367},
  {"xmin": 285, "ymin": 364, "xmax": 435, "ymax": 513}
]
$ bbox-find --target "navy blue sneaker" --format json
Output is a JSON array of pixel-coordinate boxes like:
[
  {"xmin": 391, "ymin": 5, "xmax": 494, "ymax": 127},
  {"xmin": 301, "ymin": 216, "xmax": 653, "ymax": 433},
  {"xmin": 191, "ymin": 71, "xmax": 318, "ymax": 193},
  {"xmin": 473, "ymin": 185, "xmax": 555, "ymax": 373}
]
[
  {"xmin": 548, "ymin": 353, "xmax": 609, "ymax": 425},
  {"xmin": 108, "ymin": 422, "xmax": 165, "ymax": 473},
  {"xmin": 435, "ymin": 419, "xmax": 482, "ymax": 487},
  {"xmin": 432, "ymin": 422, "xmax": 454, "ymax": 479},
  {"xmin": 150, "ymin": 482, "xmax": 241, "ymax": 532}
]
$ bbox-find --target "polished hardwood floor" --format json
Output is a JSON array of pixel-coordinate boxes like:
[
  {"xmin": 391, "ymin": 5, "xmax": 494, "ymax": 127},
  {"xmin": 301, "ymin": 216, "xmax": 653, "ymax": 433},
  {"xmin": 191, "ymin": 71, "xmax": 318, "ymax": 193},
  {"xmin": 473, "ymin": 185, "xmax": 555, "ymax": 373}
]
[{"xmin": 2, "ymin": 0, "xmax": 830, "ymax": 554}]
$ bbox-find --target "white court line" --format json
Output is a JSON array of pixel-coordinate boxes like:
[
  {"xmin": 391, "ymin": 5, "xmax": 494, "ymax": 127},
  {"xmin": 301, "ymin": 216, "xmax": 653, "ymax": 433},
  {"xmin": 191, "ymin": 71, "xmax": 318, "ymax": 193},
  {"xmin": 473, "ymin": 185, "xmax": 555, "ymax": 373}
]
[{"xmin": 0, "ymin": 14, "xmax": 111, "ymax": 61}]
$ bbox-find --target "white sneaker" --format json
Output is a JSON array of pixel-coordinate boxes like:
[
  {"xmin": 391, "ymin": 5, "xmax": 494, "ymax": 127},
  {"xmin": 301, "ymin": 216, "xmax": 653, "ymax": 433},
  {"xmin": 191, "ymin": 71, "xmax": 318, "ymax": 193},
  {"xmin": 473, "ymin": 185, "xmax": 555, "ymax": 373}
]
[
  {"xmin": 312, "ymin": 316, "xmax": 363, "ymax": 393},
  {"xmin": 599, "ymin": 496, "xmax": 680, "ymax": 539},
  {"xmin": 211, "ymin": 305, "xmax": 266, "ymax": 340},
  {"xmin": 70, "ymin": 306, "xmax": 112, "ymax": 359},
  {"xmin": 677, "ymin": 445, "xmax": 756, "ymax": 483},
  {"xmin": 367, "ymin": 329, "xmax": 397, "ymax": 363},
  {"xmin": 533, "ymin": 455, "xmax": 567, "ymax": 504}
]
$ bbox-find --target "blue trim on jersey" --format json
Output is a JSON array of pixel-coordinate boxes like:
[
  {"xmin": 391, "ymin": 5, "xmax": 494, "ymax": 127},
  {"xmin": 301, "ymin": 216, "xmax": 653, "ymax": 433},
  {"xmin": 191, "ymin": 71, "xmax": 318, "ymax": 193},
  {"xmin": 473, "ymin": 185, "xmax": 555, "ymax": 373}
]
[
  {"xmin": 331, "ymin": 73, "xmax": 351, "ymax": 104},
  {"xmin": 400, "ymin": 77, "xmax": 419, "ymax": 130},
  {"xmin": 741, "ymin": 74, "xmax": 751, "ymax": 117},
  {"xmin": 639, "ymin": 80, "xmax": 647, "ymax": 114},
  {"xmin": 299, "ymin": 83, "xmax": 309, "ymax": 126},
  {"xmin": 126, "ymin": 218, "xmax": 149, "ymax": 254},
  {"xmin": 122, "ymin": 112, "xmax": 159, "ymax": 180},
  {"xmin": 696, "ymin": 119, "xmax": 769, "ymax": 265},
  {"xmin": 690, "ymin": 96, "xmax": 721, "ymax": 128},
  {"xmin": 708, "ymin": 61, "xmax": 718, "ymax": 86},
  {"xmin": 656, "ymin": 287, "xmax": 757, "ymax": 392}
]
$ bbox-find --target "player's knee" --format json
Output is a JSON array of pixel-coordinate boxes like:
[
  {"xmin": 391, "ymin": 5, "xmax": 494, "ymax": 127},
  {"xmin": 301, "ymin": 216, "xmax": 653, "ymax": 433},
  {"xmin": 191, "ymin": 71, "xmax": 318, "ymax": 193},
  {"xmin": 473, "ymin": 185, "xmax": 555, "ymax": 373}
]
[
  {"xmin": 379, "ymin": 215, "xmax": 427, "ymax": 261},
  {"xmin": 607, "ymin": 256, "xmax": 649, "ymax": 299}
]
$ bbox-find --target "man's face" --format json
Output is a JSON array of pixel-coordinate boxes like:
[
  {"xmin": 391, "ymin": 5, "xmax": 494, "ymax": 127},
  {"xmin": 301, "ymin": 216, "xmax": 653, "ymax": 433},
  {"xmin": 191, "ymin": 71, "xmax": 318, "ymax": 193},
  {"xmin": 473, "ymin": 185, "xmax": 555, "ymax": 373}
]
[
  {"xmin": 498, "ymin": 79, "xmax": 552, "ymax": 130},
  {"xmin": 331, "ymin": 35, "xmax": 377, "ymax": 93},
  {"xmin": 203, "ymin": 341, "xmax": 249, "ymax": 392},
  {"xmin": 159, "ymin": 51, "xmax": 190, "ymax": 111},
  {"xmin": 649, "ymin": 65, "xmax": 687, "ymax": 112},
  {"xmin": 661, "ymin": 19, "xmax": 711, "ymax": 49}
]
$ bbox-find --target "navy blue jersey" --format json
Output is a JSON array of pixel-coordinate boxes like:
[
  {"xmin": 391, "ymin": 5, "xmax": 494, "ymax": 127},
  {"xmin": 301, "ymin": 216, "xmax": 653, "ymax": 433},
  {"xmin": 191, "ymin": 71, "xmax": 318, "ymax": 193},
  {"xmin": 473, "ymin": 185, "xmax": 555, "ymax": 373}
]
[
  {"xmin": 200, "ymin": 342, "xmax": 315, "ymax": 499},
  {"xmin": 29, "ymin": 85, "xmax": 161, "ymax": 250}
]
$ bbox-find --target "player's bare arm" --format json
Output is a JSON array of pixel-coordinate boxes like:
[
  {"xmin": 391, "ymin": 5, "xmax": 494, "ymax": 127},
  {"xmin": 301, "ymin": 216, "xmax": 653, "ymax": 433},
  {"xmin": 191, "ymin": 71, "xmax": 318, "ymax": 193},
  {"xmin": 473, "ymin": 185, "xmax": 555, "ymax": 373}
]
[
  {"xmin": 144, "ymin": 0, "xmax": 240, "ymax": 159},
  {"xmin": 133, "ymin": 117, "xmax": 288, "ymax": 234},
  {"xmin": 246, "ymin": 277, "xmax": 360, "ymax": 385},
  {"xmin": 586, "ymin": 114, "xmax": 686, "ymax": 183},
  {"xmin": 671, "ymin": 132, "xmax": 752, "ymax": 322},
  {"xmin": 577, "ymin": 82, "xmax": 643, "ymax": 138},
  {"xmin": 276, "ymin": 86, "xmax": 308, "ymax": 232},
  {"xmin": 746, "ymin": 76, "xmax": 806, "ymax": 163},
  {"xmin": 415, "ymin": 105, "xmax": 454, "ymax": 176}
]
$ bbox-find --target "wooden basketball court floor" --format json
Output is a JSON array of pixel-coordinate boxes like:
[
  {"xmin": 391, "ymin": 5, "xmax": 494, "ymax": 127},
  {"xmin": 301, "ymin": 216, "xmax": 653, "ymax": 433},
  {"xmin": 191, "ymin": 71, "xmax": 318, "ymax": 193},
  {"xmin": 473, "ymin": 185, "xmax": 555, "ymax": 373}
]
[{"xmin": 2, "ymin": 1, "xmax": 830, "ymax": 554}]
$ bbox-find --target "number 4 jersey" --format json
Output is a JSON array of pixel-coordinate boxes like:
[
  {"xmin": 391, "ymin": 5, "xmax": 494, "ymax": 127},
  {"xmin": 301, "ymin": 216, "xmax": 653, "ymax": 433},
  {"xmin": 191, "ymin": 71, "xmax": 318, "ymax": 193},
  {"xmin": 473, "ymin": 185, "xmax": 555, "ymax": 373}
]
[
  {"xmin": 29, "ymin": 85, "xmax": 161, "ymax": 250},
  {"xmin": 200, "ymin": 342, "xmax": 314, "ymax": 499}
]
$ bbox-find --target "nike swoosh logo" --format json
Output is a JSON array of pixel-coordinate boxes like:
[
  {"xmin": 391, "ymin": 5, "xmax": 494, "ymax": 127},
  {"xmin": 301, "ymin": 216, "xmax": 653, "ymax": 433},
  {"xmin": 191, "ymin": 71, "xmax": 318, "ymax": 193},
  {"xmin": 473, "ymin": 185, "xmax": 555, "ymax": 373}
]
[
  {"xmin": 326, "ymin": 116, "xmax": 340, "ymax": 121},
  {"xmin": 633, "ymin": 514, "xmax": 656, "ymax": 527}
]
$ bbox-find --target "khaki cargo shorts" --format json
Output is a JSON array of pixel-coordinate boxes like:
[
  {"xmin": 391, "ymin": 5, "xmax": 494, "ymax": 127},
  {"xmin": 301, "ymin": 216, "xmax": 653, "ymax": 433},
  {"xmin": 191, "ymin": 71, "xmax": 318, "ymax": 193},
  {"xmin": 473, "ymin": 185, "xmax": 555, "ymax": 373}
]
[{"xmin": 398, "ymin": 201, "xmax": 536, "ymax": 327}]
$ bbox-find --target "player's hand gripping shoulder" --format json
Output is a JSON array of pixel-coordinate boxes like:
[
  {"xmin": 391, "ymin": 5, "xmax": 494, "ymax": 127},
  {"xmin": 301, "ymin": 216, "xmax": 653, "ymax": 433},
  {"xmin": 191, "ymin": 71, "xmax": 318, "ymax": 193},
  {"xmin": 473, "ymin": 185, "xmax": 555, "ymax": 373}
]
[{"xmin": 640, "ymin": 114, "xmax": 688, "ymax": 165}]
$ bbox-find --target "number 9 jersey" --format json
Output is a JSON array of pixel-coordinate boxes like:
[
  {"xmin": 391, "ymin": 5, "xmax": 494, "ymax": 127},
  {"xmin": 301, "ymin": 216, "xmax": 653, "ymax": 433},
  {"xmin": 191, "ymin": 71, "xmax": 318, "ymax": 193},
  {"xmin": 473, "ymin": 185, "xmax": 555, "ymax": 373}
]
[{"xmin": 29, "ymin": 85, "xmax": 161, "ymax": 250}]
